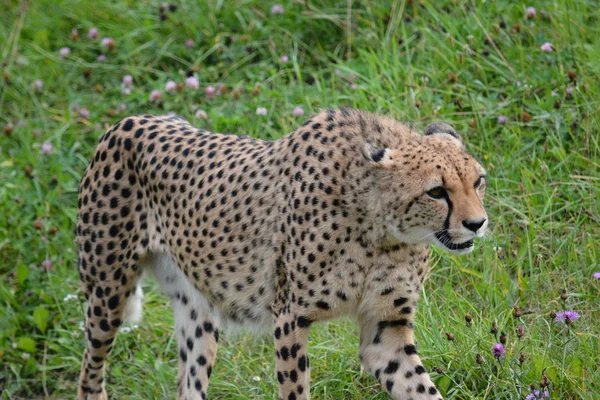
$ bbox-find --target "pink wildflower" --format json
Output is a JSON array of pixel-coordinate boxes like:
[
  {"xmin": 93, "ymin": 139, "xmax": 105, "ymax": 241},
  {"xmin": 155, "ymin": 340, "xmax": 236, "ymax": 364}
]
[
  {"xmin": 59, "ymin": 47, "xmax": 71, "ymax": 59},
  {"xmin": 79, "ymin": 108, "xmax": 90, "ymax": 119},
  {"xmin": 40, "ymin": 142, "xmax": 54, "ymax": 155},
  {"xmin": 41, "ymin": 259, "xmax": 53, "ymax": 272},
  {"xmin": 292, "ymin": 106, "xmax": 305, "ymax": 117},
  {"xmin": 185, "ymin": 39, "xmax": 195, "ymax": 49},
  {"xmin": 497, "ymin": 115, "xmax": 507, "ymax": 124},
  {"xmin": 541, "ymin": 42, "xmax": 554, "ymax": 52},
  {"xmin": 566, "ymin": 86, "xmax": 574, "ymax": 95},
  {"xmin": 33, "ymin": 80, "xmax": 44, "ymax": 93},
  {"xmin": 122, "ymin": 75, "xmax": 133, "ymax": 87},
  {"xmin": 121, "ymin": 87, "xmax": 131, "ymax": 95},
  {"xmin": 593, "ymin": 272, "xmax": 600, "ymax": 279},
  {"xmin": 186, "ymin": 77, "xmax": 199, "ymax": 90},
  {"xmin": 101, "ymin": 37, "xmax": 116, "ymax": 50},
  {"xmin": 150, "ymin": 90, "xmax": 162, "ymax": 102},
  {"xmin": 271, "ymin": 4, "xmax": 284, "ymax": 14},
  {"xmin": 88, "ymin": 27, "xmax": 99, "ymax": 39},
  {"xmin": 279, "ymin": 55, "xmax": 289, "ymax": 63},
  {"xmin": 350, "ymin": 83, "xmax": 358, "ymax": 90},
  {"xmin": 96, "ymin": 54, "xmax": 106, "ymax": 62},
  {"xmin": 555, "ymin": 311, "xmax": 580, "ymax": 324},
  {"xmin": 491, "ymin": 343, "xmax": 505, "ymax": 359},
  {"xmin": 526, "ymin": 7, "xmax": 536, "ymax": 19},
  {"xmin": 205, "ymin": 86, "xmax": 216, "ymax": 99},
  {"xmin": 165, "ymin": 80, "xmax": 177, "ymax": 94}
]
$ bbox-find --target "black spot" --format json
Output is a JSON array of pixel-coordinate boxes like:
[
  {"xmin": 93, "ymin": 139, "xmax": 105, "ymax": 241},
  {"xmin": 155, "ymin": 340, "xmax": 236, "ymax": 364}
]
[
  {"xmin": 107, "ymin": 295, "xmax": 119, "ymax": 310},
  {"xmin": 122, "ymin": 119, "xmax": 134, "ymax": 131},
  {"xmin": 386, "ymin": 379, "xmax": 394, "ymax": 392},
  {"xmin": 404, "ymin": 344, "xmax": 417, "ymax": 355},
  {"xmin": 429, "ymin": 386, "xmax": 438, "ymax": 395},
  {"xmin": 99, "ymin": 319, "xmax": 110, "ymax": 332},
  {"xmin": 297, "ymin": 316, "xmax": 312, "ymax": 328},
  {"xmin": 393, "ymin": 297, "xmax": 408, "ymax": 307},
  {"xmin": 417, "ymin": 384, "xmax": 426, "ymax": 393},
  {"xmin": 298, "ymin": 355, "xmax": 307, "ymax": 371},
  {"xmin": 315, "ymin": 300, "xmax": 330, "ymax": 310},
  {"xmin": 415, "ymin": 365, "xmax": 426, "ymax": 374},
  {"xmin": 384, "ymin": 360, "xmax": 400, "ymax": 374}
]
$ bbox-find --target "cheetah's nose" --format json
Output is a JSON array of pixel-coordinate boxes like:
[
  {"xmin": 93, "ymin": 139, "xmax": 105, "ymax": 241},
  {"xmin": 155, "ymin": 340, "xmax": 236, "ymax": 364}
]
[{"xmin": 462, "ymin": 218, "xmax": 486, "ymax": 233}]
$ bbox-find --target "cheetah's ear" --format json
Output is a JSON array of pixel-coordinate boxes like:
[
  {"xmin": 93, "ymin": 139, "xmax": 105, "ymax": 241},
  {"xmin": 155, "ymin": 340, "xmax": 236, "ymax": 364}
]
[
  {"xmin": 424, "ymin": 122, "xmax": 463, "ymax": 147},
  {"xmin": 362, "ymin": 143, "xmax": 394, "ymax": 168}
]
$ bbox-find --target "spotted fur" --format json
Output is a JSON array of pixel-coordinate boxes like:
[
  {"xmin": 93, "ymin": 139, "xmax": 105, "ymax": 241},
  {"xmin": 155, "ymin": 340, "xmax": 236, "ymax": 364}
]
[{"xmin": 76, "ymin": 108, "xmax": 487, "ymax": 400}]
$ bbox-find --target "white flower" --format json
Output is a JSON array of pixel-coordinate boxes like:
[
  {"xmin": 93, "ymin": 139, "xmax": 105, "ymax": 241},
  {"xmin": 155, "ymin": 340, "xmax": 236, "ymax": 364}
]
[
  {"xmin": 256, "ymin": 107, "xmax": 268, "ymax": 116},
  {"xmin": 64, "ymin": 293, "xmax": 78, "ymax": 302}
]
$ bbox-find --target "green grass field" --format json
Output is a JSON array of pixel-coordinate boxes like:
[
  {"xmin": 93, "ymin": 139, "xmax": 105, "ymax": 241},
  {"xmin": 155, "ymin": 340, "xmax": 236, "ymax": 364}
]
[{"xmin": 1, "ymin": 1, "xmax": 599, "ymax": 399}]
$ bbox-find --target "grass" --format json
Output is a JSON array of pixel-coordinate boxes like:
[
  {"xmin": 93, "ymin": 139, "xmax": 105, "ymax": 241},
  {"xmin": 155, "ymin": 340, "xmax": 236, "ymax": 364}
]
[{"xmin": 1, "ymin": 0, "xmax": 599, "ymax": 398}]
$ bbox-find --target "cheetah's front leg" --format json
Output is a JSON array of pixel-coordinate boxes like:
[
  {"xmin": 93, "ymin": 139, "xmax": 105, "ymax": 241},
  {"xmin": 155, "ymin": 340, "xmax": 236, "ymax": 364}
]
[
  {"xmin": 359, "ymin": 304, "xmax": 443, "ymax": 400},
  {"xmin": 274, "ymin": 311, "xmax": 311, "ymax": 400}
]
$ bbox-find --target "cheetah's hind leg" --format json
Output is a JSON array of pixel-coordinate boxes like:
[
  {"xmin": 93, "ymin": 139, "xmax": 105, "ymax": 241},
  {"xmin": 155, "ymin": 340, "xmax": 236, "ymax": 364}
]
[{"xmin": 148, "ymin": 253, "xmax": 221, "ymax": 400}]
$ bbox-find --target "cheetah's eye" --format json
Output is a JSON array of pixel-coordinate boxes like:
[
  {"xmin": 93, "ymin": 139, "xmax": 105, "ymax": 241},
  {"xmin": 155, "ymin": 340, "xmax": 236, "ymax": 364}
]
[
  {"xmin": 426, "ymin": 186, "xmax": 447, "ymax": 200},
  {"xmin": 474, "ymin": 175, "xmax": 485, "ymax": 189}
]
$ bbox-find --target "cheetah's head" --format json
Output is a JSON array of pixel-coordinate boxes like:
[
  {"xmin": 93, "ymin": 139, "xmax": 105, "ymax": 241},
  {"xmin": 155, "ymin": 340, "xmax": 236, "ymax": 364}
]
[{"xmin": 363, "ymin": 122, "xmax": 488, "ymax": 255}]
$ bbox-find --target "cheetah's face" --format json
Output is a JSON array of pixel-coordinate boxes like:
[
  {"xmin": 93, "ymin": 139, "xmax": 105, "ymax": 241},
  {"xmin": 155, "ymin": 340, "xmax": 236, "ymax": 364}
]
[{"xmin": 364, "ymin": 122, "xmax": 488, "ymax": 255}]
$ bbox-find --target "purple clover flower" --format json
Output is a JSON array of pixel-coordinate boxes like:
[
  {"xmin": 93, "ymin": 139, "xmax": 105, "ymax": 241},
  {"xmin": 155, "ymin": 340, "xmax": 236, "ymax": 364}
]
[
  {"xmin": 292, "ymin": 106, "xmax": 305, "ymax": 117},
  {"xmin": 41, "ymin": 259, "xmax": 53, "ymax": 272},
  {"xmin": 525, "ymin": 389, "xmax": 549, "ymax": 400},
  {"xmin": 186, "ymin": 77, "xmax": 199, "ymax": 90},
  {"xmin": 555, "ymin": 311, "xmax": 580, "ymax": 324},
  {"xmin": 526, "ymin": 7, "xmax": 536, "ymax": 20},
  {"xmin": 88, "ymin": 27, "xmax": 99, "ymax": 39},
  {"xmin": 40, "ymin": 142, "xmax": 54, "ymax": 155},
  {"xmin": 541, "ymin": 42, "xmax": 554, "ymax": 52},
  {"xmin": 271, "ymin": 4, "xmax": 284, "ymax": 14},
  {"xmin": 59, "ymin": 47, "xmax": 71, "ymax": 59},
  {"xmin": 593, "ymin": 272, "xmax": 600, "ymax": 279},
  {"xmin": 491, "ymin": 343, "xmax": 505, "ymax": 359},
  {"xmin": 165, "ymin": 80, "xmax": 177, "ymax": 94},
  {"xmin": 205, "ymin": 86, "xmax": 216, "ymax": 99},
  {"xmin": 150, "ymin": 90, "xmax": 162, "ymax": 102}
]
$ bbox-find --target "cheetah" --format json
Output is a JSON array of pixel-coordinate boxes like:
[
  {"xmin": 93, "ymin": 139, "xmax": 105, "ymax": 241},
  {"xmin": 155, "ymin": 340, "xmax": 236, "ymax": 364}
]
[{"xmin": 75, "ymin": 108, "xmax": 487, "ymax": 400}]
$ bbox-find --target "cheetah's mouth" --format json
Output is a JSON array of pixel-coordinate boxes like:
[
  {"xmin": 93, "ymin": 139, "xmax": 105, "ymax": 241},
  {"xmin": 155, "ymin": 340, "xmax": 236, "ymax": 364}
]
[{"xmin": 435, "ymin": 231, "xmax": 474, "ymax": 252}]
